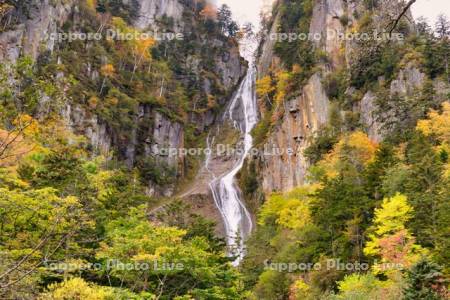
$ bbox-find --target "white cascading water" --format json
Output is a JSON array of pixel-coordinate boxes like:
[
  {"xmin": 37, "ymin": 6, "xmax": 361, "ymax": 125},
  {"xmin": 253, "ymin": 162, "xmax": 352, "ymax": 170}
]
[{"xmin": 209, "ymin": 46, "xmax": 258, "ymax": 265}]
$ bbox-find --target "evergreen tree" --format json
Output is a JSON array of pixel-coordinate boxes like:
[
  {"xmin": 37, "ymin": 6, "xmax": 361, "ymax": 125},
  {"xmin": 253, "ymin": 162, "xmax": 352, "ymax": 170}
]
[
  {"xmin": 404, "ymin": 259, "xmax": 447, "ymax": 300},
  {"xmin": 217, "ymin": 4, "xmax": 238, "ymax": 37}
]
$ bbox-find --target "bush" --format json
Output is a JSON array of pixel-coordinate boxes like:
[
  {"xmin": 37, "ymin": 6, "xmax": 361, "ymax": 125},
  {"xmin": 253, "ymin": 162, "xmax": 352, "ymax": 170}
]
[
  {"xmin": 339, "ymin": 14, "xmax": 350, "ymax": 27},
  {"xmin": 137, "ymin": 156, "xmax": 177, "ymax": 185}
]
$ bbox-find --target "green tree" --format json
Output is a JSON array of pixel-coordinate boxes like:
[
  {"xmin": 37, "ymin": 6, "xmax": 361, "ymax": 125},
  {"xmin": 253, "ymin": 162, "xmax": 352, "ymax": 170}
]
[
  {"xmin": 0, "ymin": 187, "xmax": 91, "ymax": 298},
  {"xmin": 403, "ymin": 259, "xmax": 447, "ymax": 300},
  {"xmin": 96, "ymin": 207, "xmax": 243, "ymax": 298}
]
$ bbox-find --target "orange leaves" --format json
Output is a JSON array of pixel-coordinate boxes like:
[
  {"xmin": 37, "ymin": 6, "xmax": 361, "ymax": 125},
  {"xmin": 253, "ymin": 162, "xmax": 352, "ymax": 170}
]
[
  {"xmin": 316, "ymin": 131, "xmax": 378, "ymax": 179},
  {"xmin": 100, "ymin": 64, "xmax": 115, "ymax": 78},
  {"xmin": 0, "ymin": 115, "xmax": 38, "ymax": 167},
  {"xmin": 88, "ymin": 96, "xmax": 100, "ymax": 109},
  {"xmin": 364, "ymin": 194, "xmax": 427, "ymax": 273},
  {"xmin": 200, "ymin": 4, "xmax": 217, "ymax": 20},
  {"xmin": 377, "ymin": 229, "xmax": 414, "ymax": 265}
]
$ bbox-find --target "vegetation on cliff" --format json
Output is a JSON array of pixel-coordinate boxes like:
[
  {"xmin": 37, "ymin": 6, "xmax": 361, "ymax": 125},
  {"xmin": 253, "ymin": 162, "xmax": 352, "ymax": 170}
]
[{"xmin": 0, "ymin": 0, "xmax": 449, "ymax": 299}]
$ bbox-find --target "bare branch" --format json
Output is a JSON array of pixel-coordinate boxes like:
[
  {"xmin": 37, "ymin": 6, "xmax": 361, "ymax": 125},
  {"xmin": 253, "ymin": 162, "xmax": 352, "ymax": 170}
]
[{"xmin": 388, "ymin": 0, "xmax": 417, "ymax": 36}]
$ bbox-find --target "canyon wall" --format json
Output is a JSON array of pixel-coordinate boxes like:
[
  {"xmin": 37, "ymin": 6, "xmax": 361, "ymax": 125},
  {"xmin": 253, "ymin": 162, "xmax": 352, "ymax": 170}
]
[{"xmin": 0, "ymin": 0, "xmax": 245, "ymax": 197}]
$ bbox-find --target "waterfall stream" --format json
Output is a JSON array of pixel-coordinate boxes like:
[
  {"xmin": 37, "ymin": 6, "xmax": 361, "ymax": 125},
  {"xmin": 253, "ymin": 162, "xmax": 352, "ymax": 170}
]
[{"xmin": 209, "ymin": 59, "xmax": 258, "ymax": 266}]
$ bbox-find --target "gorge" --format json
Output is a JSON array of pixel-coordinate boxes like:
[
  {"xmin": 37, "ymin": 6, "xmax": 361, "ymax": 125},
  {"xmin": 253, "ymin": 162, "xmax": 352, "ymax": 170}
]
[{"xmin": 0, "ymin": 0, "xmax": 449, "ymax": 299}]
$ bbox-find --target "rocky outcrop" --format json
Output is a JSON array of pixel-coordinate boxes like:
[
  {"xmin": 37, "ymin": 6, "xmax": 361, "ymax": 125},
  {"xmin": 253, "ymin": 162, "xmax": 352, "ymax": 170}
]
[
  {"xmin": 149, "ymin": 111, "xmax": 185, "ymax": 171},
  {"xmin": 358, "ymin": 63, "xmax": 426, "ymax": 142},
  {"xmin": 63, "ymin": 103, "xmax": 185, "ymax": 197},
  {"xmin": 134, "ymin": 0, "xmax": 184, "ymax": 30},
  {"xmin": 260, "ymin": 73, "xmax": 329, "ymax": 192},
  {"xmin": 62, "ymin": 104, "xmax": 112, "ymax": 156},
  {"xmin": 390, "ymin": 64, "xmax": 425, "ymax": 96},
  {"xmin": 309, "ymin": 0, "xmax": 345, "ymax": 68},
  {"xmin": 0, "ymin": 0, "xmax": 74, "ymax": 62},
  {"xmin": 214, "ymin": 42, "xmax": 245, "ymax": 91},
  {"xmin": 358, "ymin": 91, "xmax": 383, "ymax": 142},
  {"xmin": 2, "ymin": 0, "xmax": 246, "ymax": 199},
  {"xmin": 257, "ymin": 12, "xmax": 281, "ymax": 77}
]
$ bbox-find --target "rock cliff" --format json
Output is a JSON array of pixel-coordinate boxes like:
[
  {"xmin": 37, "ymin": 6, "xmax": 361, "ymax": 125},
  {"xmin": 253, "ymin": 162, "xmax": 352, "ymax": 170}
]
[
  {"xmin": 0, "ymin": 0, "xmax": 245, "ymax": 197},
  {"xmin": 249, "ymin": 0, "xmax": 449, "ymax": 194}
]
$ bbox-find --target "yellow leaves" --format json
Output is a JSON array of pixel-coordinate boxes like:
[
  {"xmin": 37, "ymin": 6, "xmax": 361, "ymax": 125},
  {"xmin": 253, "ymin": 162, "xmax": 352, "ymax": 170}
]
[
  {"xmin": 87, "ymin": 170, "xmax": 115, "ymax": 202},
  {"xmin": 109, "ymin": 17, "xmax": 156, "ymax": 65},
  {"xmin": 417, "ymin": 101, "xmax": 450, "ymax": 143},
  {"xmin": 106, "ymin": 96, "xmax": 119, "ymax": 106},
  {"xmin": 277, "ymin": 199, "xmax": 311, "ymax": 230},
  {"xmin": 364, "ymin": 194, "xmax": 426, "ymax": 272},
  {"xmin": 85, "ymin": 0, "xmax": 97, "ymax": 11},
  {"xmin": 256, "ymin": 76, "xmax": 275, "ymax": 98},
  {"xmin": 290, "ymin": 278, "xmax": 310, "ymax": 299},
  {"xmin": 111, "ymin": 17, "xmax": 128, "ymax": 32},
  {"xmin": 372, "ymin": 194, "xmax": 413, "ymax": 236},
  {"xmin": 417, "ymin": 101, "xmax": 450, "ymax": 178},
  {"xmin": 40, "ymin": 278, "xmax": 114, "ymax": 300},
  {"xmin": 132, "ymin": 253, "xmax": 158, "ymax": 262},
  {"xmin": 134, "ymin": 37, "xmax": 155, "ymax": 61},
  {"xmin": 259, "ymin": 185, "xmax": 317, "ymax": 230},
  {"xmin": 207, "ymin": 94, "xmax": 217, "ymax": 108},
  {"xmin": 100, "ymin": 64, "xmax": 115, "ymax": 78},
  {"xmin": 275, "ymin": 71, "xmax": 291, "ymax": 105},
  {"xmin": 293, "ymin": 279, "xmax": 310, "ymax": 292},
  {"xmin": 316, "ymin": 131, "xmax": 377, "ymax": 179},
  {"xmin": 14, "ymin": 114, "xmax": 39, "ymax": 135},
  {"xmin": 88, "ymin": 96, "xmax": 99, "ymax": 109}
]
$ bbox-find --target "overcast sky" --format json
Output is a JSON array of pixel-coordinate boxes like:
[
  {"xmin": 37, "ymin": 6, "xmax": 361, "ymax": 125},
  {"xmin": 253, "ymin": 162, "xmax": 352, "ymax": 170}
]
[
  {"xmin": 411, "ymin": 0, "xmax": 450, "ymax": 28},
  {"xmin": 215, "ymin": 0, "xmax": 449, "ymax": 30},
  {"xmin": 216, "ymin": 0, "xmax": 267, "ymax": 29}
]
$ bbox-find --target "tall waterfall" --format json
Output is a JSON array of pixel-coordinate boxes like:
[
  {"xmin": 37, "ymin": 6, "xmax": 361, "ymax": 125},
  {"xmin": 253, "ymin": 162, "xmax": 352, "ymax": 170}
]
[{"xmin": 209, "ymin": 56, "xmax": 258, "ymax": 265}]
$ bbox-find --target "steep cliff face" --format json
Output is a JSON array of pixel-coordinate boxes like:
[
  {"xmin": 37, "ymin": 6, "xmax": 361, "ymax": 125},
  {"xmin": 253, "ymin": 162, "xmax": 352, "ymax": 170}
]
[
  {"xmin": 250, "ymin": 0, "xmax": 449, "ymax": 194},
  {"xmin": 309, "ymin": 0, "xmax": 345, "ymax": 68},
  {"xmin": 0, "ymin": 0, "xmax": 75, "ymax": 62},
  {"xmin": 358, "ymin": 63, "xmax": 426, "ymax": 142},
  {"xmin": 134, "ymin": 0, "xmax": 184, "ymax": 30},
  {"xmin": 1, "ymin": 0, "xmax": 245, "ymax": 197},
  {"xmin": 261, "ymin": 73, "xmax": 329, "ymax": 192},
  {"xmin": 254, "ymin": 0, "xmax": 340, "ymax": 192}
]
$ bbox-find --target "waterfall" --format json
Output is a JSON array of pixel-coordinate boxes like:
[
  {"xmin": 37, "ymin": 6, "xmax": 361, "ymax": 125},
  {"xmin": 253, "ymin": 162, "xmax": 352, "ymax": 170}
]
[{"xmin": 209, "ymin": 55, "xmax": 258, "ymax": 266}]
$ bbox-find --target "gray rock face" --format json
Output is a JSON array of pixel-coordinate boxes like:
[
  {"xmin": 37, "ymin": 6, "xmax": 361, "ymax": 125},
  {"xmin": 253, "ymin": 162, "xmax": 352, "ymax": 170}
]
[
  {"xmin": 260, "ymin": 73, "xmax": 329, "ymax": 192},
  {"xmin": 0, "ymin": 0, "xmax": 74, "ymax": 62},
  {"xmin": 150, "ymin": 111, "xmax": 184, "ymax": 169},
  {"xmin": 134, "ymin": 0, "xmax": 183, "ymax": 30},
  {"xmin": 359, "ymin": 91, "xmax": 383, "ymax": 142},
  {"xmin": 390, "ymin": 64, "xmax": 425, "ymax": 96},
  {"xmin": 358, "ymin": 64, "xmax": 426, "ymax": 142},
  {"xmin": 62, "ymin": 105, "xmax": 112, "ymax": 156},
  {"xmin": 1, "ymin": 0, "xmax": 245, "ymax": 199},
  {"xmin": 63, "ymin": 104, "xmax": 185, "ymax": 197},
  {"xmin": 215, "ymin": 44, "xmax": 245, "ymax": 91},
  {"xmin": 257, "ymin": 11, "xmax": 281, "ymax": 78},
  {"xmin": 309, "ymin": 0, "xmax": 345, "ymax": 68}
]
